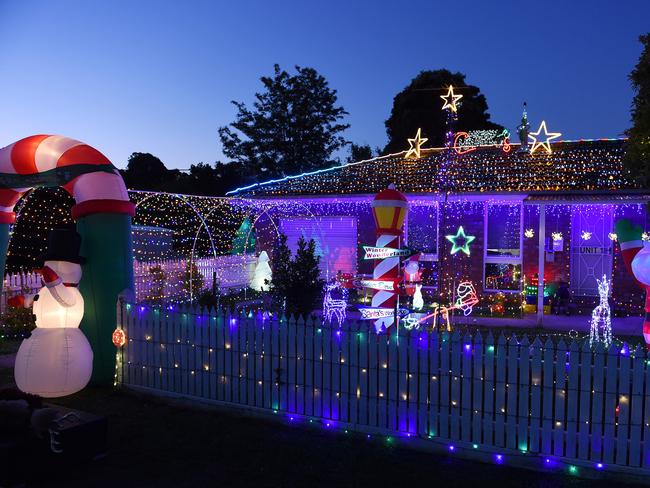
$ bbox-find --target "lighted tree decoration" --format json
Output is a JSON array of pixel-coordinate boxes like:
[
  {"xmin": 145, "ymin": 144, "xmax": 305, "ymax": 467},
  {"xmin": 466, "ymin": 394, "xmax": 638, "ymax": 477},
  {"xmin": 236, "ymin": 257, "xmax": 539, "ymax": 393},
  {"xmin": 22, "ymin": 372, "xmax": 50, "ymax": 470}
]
[
  {"xmin": 250, "ymin": 251, "xmax": 272, "ymax": 291},
  {"xmin": 231, "ymin": 217, "xmax": 256, "ymax": 254},
  {"xmin": 589, "ymin": 274, "xmax": 612, "ymax": 348}
]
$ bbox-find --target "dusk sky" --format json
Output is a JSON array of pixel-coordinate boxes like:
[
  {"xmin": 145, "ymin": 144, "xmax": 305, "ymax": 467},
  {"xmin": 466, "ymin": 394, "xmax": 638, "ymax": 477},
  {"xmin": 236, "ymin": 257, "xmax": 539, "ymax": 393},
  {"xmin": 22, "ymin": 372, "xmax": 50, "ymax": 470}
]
[{"xmin": 1, "ymin": 0, "xmax": 648, "ymax": 171}]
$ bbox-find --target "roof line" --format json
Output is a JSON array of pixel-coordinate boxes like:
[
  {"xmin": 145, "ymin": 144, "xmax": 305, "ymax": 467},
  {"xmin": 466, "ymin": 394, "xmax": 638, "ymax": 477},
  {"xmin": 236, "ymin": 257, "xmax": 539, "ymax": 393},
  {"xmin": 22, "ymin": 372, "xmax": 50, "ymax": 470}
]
[
  {"xmin": 226, "ymin": 137, "xmax": 628, "ymax": 195},
  {"xmin": 225, "ymin": 150, "xmax": 408, "ymax": 196}
]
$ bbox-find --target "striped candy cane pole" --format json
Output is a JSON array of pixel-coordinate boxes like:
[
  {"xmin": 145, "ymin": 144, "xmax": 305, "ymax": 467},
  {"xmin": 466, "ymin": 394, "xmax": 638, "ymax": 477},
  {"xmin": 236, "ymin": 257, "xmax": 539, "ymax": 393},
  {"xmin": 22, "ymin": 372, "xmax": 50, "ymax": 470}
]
[
  {"xmin": 371, "ymin": 185, "xmax": 408, "ymax": 333},
  {"xmin": 371, "ymin": 234, "xmax": 401, "ymax": 333}
]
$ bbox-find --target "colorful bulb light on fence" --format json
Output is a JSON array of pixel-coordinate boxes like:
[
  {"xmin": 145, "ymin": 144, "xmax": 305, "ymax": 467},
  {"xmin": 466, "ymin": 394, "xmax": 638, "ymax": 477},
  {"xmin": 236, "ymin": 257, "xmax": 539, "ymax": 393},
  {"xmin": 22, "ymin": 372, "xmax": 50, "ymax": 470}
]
[{"xmin": 112, "ymin": 328, "xmax": 126, "ymax": 347}]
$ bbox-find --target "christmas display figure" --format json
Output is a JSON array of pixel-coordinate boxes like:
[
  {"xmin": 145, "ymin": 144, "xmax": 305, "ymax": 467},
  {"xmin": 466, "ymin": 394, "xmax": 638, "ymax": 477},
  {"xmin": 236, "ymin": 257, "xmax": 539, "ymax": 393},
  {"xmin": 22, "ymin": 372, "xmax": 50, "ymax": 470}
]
[
  {"xmin": 615, "ymin": 219, "xmax": 650, "ymax": 348},
  {"xmin": 14, "ymin": 228, "xmax": 93, "ymax": 397},
  {"xmin": 0, "ymin": 135, "xmax": 135, "ymax": 386},
  {"xmin": 250, "ymin": 250, "xmax": 272, "ymax": 291},
  {"xmin": 517, "ymin": 102, "xmax": 531, "ymax": 152},
  {"xmin": 589, "ymin": 275, "xmax": 612, "ymax": 348},
  {"xmin": 412, "ymin": 284, "xmax": 424, "ymax": 311},
  {"xmin": 323, "ymin": 281, "xmax": 348, "ymax": 326},
  {"xmin": 370, "ymin": 185, "xmax": 408, "ymax": 333}
]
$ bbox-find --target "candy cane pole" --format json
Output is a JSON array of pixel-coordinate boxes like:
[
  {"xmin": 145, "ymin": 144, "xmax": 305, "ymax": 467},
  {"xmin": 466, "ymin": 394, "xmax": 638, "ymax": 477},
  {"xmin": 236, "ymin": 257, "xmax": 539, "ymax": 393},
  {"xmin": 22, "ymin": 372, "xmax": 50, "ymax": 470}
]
[{"xmin": 370, "ymin": 185, "xmax": 408, "ymax": 333}]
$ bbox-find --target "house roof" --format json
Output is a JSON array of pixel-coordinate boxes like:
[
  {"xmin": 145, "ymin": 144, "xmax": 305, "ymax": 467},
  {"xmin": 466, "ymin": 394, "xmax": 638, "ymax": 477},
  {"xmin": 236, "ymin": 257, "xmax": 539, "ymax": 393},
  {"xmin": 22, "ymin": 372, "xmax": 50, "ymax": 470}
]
[{"xmin": 228, "ymin": 139, "xmax": 643, "ymax": 198}]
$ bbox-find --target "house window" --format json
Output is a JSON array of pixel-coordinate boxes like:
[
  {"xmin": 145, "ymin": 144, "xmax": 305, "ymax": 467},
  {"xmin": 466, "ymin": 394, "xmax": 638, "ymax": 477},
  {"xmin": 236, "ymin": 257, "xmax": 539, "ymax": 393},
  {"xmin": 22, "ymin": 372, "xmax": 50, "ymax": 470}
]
[
  {"xmin": 484, "ymin": 203, "xmax": 522, "ymax": 292},
  {"xmin": 279, "ymin": 216, "xmax": 357, "ymax": 278},
  {"xmin": 406, "ymin": 203, "xmax": 438, "ymax": 258}
]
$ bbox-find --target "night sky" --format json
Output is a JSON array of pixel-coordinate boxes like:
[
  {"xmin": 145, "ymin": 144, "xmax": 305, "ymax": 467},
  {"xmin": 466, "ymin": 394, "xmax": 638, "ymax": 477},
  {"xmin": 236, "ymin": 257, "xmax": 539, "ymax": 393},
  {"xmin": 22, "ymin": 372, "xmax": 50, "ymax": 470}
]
[{"xmin": 1, "ymin": 0, "xmax": 648, "ymax": 170}]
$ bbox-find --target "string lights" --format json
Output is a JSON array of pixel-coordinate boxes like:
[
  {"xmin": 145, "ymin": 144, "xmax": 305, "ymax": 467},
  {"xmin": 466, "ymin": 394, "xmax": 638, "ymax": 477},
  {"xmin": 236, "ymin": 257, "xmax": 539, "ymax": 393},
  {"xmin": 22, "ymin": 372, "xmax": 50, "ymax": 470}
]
[{"xmin": 230, "ymin": 140, "xmax": 635, "ymax": 197}]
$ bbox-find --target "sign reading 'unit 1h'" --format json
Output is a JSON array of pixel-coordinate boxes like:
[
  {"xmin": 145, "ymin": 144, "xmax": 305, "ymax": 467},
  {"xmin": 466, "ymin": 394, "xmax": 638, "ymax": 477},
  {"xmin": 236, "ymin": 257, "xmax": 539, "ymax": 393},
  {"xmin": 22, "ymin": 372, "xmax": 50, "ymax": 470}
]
[{"xmin": 363, "ymin": 246, "xmax": 417, "ymax": 260}]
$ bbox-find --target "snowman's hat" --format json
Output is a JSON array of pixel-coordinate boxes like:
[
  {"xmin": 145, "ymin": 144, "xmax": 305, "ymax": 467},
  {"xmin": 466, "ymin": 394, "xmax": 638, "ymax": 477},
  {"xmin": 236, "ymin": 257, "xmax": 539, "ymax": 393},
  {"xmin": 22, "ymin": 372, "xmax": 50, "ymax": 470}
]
[{"xmin": 38, "ymin": 227, "xmax": 86, "ymax": 265}]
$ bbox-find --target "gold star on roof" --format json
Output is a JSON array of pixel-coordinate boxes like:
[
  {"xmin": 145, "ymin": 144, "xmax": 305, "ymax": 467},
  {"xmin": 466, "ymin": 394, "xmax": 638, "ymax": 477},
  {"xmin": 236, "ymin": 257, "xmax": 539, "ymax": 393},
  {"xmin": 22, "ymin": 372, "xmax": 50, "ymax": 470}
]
[
  {"xmin": 528, "ymin": 120, "xmax": 561, "ymax": 154},
  {"xmin": 405, "ymin": 128, "xmax": 428, "ymax": 159},
  {"xmin": 440, "ymin": 85, "xmax": 463, "ymax": 113}
]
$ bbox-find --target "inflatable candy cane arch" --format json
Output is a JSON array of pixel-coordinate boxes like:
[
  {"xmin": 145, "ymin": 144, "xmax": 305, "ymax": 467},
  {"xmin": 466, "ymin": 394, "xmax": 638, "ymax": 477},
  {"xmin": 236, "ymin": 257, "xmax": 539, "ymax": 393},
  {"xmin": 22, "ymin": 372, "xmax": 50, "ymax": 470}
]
[
  {"xmin": 370, "ymin": 185, "xmax": 408, "ymax": 333},
  {"xmin": 0, "ymin": 135, "xmax": 135, "ymax": 385}
]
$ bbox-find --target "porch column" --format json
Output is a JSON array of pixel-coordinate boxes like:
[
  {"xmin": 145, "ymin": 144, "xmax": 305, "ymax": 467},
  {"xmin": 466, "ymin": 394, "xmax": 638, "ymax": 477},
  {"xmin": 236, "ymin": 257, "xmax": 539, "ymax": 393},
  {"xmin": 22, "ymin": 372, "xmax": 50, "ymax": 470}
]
[{"xmin": 537, "ymin": 204, "xmax": 545, "ymax": 327}]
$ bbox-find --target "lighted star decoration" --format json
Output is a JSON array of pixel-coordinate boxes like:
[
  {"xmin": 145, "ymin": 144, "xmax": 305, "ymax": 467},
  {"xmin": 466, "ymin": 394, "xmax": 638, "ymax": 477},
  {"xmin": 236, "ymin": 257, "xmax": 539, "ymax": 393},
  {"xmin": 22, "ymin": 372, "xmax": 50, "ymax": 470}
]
[
  {"xmin": 440, "ymin": 85, "xmax": 463, "ymax": 113},
  {"xmin": 445, "ymin": 226, "xmax": 475, "ymax": 256},
  {"xmin": 524, "ymin": 228, "xmax": 535, "ymax": 238},
  {"xmin": 405, "ymin": 128, "xmax": 428, "ymax": 159},
  {"xmin": 581, "ymin": 231, "xmax": 592, "ymax": 241},
  {"xmin": 608, "ymin": 232, "xmax": 618, "ymax": 241},
  {"xmin": 528, "ymin": 120, "xmax": 562, "ymax": 154},
  {"xmin": 551, "ymin": 232, "xmax": 563, "ymax": 242}
]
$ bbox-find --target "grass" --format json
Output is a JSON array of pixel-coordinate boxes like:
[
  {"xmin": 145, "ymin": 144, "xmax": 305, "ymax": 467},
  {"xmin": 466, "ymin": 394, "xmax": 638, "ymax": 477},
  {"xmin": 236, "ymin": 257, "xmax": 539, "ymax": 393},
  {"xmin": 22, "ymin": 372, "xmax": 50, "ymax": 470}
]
[{"xmin": 0, "ymin": 377, "xmax": 635, "ymax": 488}]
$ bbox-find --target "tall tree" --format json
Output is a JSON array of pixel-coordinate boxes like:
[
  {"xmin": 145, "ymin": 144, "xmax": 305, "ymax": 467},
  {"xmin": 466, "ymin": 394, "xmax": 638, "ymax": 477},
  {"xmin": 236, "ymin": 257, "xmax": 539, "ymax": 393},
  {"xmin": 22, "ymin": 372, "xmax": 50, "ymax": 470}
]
[
  {"xmin": 626, "ymin": 34, "xmax": 650, "ymax": 187},
  {"xmin": 218, "ymin": 64, "xmax": 350, "ymax": 180},
  {"xmin": 383, "ymin": 69, "xmax": 503, "ymax": 153},
  {"xmin": 346, "ymin": 143, "xmax": 373, "ymax": 164},
  {"xmin": 122, "ymin": 152, "xmax": 169, "ymax": 190}
]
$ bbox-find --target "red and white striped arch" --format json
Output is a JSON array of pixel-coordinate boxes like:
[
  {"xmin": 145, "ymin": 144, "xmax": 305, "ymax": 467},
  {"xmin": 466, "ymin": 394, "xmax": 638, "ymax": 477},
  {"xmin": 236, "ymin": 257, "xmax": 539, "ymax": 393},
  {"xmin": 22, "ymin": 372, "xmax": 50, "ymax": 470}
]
[{"xmin": 0, "ymin": 135, "xmax": 134, "ymax": 224}]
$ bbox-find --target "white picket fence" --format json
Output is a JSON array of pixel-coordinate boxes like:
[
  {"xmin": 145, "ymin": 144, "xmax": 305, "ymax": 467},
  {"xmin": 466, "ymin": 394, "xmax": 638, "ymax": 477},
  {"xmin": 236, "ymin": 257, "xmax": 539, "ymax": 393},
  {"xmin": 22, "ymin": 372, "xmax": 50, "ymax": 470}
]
[
  {"xmin": 1, "ymin": 271, "xmax": 41, "ymax": 312},
  {"xmin": 133, "ymin": 255, "xmax": 256, "ymax": 302},
  {"xmin": 1, "ymin": 255, "xmax": 256, "ymax": 311},
  {"xmin": 117, "ymin": 303, "xmax": 650, "ymax": 478}
]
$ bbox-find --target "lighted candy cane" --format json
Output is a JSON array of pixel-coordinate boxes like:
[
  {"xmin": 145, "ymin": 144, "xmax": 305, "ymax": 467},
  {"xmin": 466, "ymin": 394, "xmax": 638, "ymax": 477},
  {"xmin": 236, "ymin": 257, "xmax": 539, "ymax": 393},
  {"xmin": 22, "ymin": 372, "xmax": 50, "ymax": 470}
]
[{"xmin": 370, "ymin": 185, "xmax": 408, "ymax": 333}]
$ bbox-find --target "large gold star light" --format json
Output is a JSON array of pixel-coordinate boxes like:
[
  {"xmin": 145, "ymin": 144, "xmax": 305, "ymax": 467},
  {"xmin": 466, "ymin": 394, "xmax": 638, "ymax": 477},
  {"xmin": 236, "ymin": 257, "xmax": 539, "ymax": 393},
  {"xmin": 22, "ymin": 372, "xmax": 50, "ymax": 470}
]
[
  {"xmin": 440, "ymin": 85, "xmax": 463, "ymax": 113},
  {"xmin": 528, "ymin": 120, "xmax": 561, "ymax": 154},
  {"xmin": 405, "ymin": 128, "xmax": 428, "ymax": 159}
]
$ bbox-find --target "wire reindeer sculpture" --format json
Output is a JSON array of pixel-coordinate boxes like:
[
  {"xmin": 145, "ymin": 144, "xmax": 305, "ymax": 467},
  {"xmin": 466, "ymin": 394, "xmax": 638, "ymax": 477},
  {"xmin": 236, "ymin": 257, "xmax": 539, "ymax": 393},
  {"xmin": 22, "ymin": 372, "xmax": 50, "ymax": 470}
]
[
  {"xmin": 589, "ymin": 274, "xmax": 612, "ymax": 348},
  {"xmin": 323, "ymin": 281, "xmax": 348, "ymax": 327}
]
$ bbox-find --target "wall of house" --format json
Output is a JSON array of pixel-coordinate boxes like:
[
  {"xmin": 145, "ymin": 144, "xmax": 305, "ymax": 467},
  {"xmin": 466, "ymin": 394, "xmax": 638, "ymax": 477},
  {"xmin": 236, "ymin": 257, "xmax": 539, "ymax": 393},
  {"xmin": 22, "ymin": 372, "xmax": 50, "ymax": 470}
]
[{"xmin": 254, "ymin": 197, "xmax": 647, "ymax": 317}]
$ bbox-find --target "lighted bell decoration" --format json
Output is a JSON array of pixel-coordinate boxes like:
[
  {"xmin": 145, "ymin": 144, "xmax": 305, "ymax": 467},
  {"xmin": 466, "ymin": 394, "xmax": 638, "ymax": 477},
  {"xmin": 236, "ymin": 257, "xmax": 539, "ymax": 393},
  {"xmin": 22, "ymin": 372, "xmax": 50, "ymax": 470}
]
[{"xmin": 371, "ymin": 184, "xmax": 408, "ymax": 236}]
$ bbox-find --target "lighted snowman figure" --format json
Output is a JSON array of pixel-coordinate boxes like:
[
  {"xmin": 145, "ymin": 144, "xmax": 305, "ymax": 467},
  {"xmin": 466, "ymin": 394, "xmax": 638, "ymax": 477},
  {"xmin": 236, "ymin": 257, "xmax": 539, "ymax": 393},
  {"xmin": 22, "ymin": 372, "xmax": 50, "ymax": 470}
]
[{"xmin": 14, "ymin": 228, "xmax": 93, "ymax": 397}]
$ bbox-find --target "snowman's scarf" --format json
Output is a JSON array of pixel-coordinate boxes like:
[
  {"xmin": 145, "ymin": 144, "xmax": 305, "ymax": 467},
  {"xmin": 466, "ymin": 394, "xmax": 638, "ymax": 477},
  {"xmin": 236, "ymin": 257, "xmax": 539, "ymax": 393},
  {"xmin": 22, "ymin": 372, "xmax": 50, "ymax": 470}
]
[{"xmin": 46, "ymin": 281, "xmax": 77, "ymax": 308}]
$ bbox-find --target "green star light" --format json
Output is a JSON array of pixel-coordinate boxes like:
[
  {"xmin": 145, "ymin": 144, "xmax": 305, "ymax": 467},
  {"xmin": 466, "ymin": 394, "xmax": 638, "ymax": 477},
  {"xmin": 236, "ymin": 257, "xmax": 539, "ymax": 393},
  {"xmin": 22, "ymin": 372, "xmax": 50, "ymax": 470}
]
[{"xmin": 445, "ymin": 226, "xmax": 475, "ymax": 256}]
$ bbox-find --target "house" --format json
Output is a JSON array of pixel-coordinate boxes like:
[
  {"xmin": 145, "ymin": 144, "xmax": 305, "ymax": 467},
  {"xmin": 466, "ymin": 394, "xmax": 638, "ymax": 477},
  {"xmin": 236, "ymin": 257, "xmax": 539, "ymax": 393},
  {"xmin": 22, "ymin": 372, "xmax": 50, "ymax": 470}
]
[{"xmin": 228, "ymin": 137, "xmax": 649, "ymax": 319}]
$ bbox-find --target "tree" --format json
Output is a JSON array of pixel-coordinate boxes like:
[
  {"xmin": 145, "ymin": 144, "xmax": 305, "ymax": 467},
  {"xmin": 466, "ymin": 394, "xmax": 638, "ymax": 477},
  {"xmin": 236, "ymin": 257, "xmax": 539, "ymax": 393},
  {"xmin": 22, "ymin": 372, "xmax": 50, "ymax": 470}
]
[
  {"xmin": 625, "ymin": 34, "xmax": 650, "ymax": 188},
  {"xmin": 122, "ymin": 152, "xmax": 174, "ymax": 191},
  {"xmin": 218, "ymin": 64, "xmax": 350, "ymax": 181},
  {"xmin": 383, "ymin": 69, "xmax": 504, "ymax": 153},
  {"xmin": 230, "ymin": 218, "xmax": 256, "ymax": 254},
  {"xmin": 346, "ymin": 143, "xmax": 373, "ymax": 164},
  {"xmin": 290, "ymin": 236, "xmax": 325, "ymax": 317},
  {"xmin": 269, "ymin": 234, "xmax": 324, "ymax": 318},
  {"xmin": 269, "ymin": 234, "xmax": 293, "ymax": 312}
]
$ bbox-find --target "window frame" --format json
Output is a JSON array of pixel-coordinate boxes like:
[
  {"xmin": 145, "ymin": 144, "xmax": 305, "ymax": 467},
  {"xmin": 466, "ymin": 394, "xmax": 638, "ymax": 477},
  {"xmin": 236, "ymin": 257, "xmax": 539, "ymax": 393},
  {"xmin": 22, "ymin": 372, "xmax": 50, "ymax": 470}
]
[{"xmin": 483, "ymin": 202, "xmax": 524, "ymax": 293}]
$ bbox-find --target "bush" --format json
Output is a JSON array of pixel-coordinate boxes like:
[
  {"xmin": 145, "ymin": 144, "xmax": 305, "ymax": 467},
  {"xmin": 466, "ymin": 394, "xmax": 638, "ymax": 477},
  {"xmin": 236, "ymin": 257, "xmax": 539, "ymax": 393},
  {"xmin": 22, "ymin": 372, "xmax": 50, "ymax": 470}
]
[{"xmin": 0, "ymin": 306, "xmax": 36, "ymax": 339}]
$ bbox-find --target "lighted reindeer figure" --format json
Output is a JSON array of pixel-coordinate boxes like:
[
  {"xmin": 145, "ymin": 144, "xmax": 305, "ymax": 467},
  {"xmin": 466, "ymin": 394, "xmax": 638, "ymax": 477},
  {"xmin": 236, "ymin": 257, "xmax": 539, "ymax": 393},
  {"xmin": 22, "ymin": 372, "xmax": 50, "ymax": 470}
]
[
  {"xmin": 323, "ymin": 282, "xmax": 348, "ymax": 327},
  {"xmin": 589, "ymin": 274, "xmax": 612, "ymax": 348}
]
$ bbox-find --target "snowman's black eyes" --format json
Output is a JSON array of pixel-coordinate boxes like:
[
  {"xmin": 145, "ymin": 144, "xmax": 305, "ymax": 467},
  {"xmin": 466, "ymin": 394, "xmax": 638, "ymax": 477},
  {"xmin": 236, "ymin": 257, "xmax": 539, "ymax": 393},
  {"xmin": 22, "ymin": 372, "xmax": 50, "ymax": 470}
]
[{"xmin": 34, "ymin": 294, "xmax": 39, "ymax": 302}]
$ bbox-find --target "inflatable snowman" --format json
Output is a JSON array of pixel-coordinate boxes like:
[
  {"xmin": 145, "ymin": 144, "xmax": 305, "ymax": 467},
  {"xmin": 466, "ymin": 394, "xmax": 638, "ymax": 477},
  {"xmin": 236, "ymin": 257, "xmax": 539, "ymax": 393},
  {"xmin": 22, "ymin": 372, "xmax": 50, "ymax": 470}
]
[{"xmin": 14, "ymin": 228, "xmax": 93, "ymax": 397}]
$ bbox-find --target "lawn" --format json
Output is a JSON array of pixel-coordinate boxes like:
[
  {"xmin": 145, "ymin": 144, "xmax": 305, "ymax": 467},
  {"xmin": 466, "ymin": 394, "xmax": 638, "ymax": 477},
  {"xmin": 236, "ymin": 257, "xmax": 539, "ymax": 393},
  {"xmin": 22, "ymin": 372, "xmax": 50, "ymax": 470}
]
[{"xmin": 0, "ymin": 377, "xmax": 637, "ymax": 487}]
